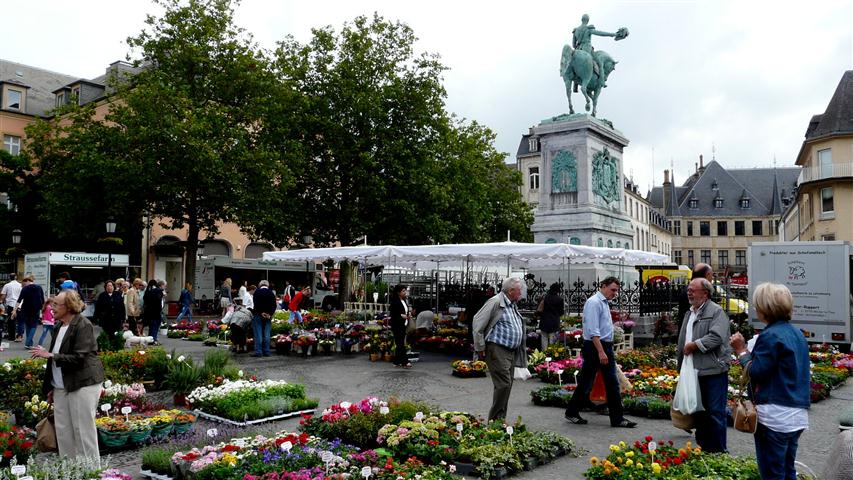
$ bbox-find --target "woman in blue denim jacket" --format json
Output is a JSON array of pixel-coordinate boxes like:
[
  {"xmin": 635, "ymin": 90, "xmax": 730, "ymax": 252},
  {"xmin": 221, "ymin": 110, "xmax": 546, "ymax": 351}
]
[{"xmin": 731, "ymin": 282, "xmax": 810, "ymax": 480}]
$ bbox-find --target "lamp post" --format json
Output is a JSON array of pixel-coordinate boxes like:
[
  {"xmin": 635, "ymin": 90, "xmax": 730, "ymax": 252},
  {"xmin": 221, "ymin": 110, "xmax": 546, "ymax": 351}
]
[
  {"xmin": 105, "ymin": 218, "xmax": 116, "ymax": 281},
  {"xmin": 11, "ymin": 229, "xmax": 21, "ymax": 276}
]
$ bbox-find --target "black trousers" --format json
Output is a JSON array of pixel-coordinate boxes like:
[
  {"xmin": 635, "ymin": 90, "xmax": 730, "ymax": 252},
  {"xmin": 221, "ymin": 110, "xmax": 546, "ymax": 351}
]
[
  {"xmin": 392, "ymin": 328, "xmax": 408, "ymax": 365},
  {"xmin": 566, "ymin": 340, "xmax": 626, "ymax": 426}
]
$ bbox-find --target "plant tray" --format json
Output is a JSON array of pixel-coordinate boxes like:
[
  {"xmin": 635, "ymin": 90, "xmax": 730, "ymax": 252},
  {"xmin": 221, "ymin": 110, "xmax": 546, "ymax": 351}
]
[
  {"xmin": 139, "ymin": 469, "xmax": 174, "ymax": 480},
  {"xmin": 193, "ymin": 408, "xmax": 316, "ymax": 427},
  {"xmin": 452, "ymin": 370, "xmax": 487, "ymax": 378}
]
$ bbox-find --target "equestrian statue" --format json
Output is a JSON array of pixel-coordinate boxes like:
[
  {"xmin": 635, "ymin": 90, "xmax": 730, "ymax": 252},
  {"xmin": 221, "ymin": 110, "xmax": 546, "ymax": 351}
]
[{"xmin": 560, "ymin": 14, "xmax": 628, "ymax": 117}]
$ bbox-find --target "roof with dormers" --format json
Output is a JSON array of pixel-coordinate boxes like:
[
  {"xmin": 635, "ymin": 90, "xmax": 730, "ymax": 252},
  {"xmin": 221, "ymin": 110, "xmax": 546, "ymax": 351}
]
[
  {"xmin": 0, "ymin": 59, "xmax": 78, "ymax": 117},
  {"xmin": 647, "ymin": 160, "xmax": 799, "ymax": 217},
  {"xmin": 805, "ymin": 71, "xmax": 853, "ymax": 140}
]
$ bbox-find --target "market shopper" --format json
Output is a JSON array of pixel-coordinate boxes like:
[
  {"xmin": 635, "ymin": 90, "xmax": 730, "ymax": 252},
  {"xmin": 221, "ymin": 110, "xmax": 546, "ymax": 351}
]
[
  {"xmin": 125, "ymin": 278, "xmax": 143, "ymax": 335},
  {"xmin": 37, "ymin": 294, "xmax": 55, "ymax": 346},
  {"xmin": 251, "ymin": 280, "xmax": 277, "ymax": 357},
  {"xmin": 389, "ymin": 284, "xmax": 413, "ymax": 368},
  {"xmin": 175, "ymin": 282, "xmax": 195, "ymax": 323},
  {"xmin": 1, "ymin": 273, "xmax": 22, "ymax": 341},
  {"xmin": 31, "ymin": 289, "xmax": 105, "ymax": 462},
  {"xmin": 143, "ymin": 279, "xmax": 164, "ymax": 345},
  {"xmin": 94, "ymin": 280, "xmax": 125, "ymax": 337},
  {"xmin": 15, "ymin": 275, "xmax": 45, "ymax": 347},
  {"xmin": 677, "ymin": 277, "xmax": 731, "ymax": 453},
  {"xmin": 288, "ymin": 286, "xmax": 310, "ymax": 324},
  {"xmin": 219, "ymin": 278, "xmax": 233, "ymax": 317},
  {"xmin": 472, "ymin": 277, "xmax": 527, "ymax": 421},
  {"xmin": 537, "ymin": 282, "xmax": 564, "ymax": 350},
  {"xmin": 564, "ymin": 277, "xmax": 636, "ymax": 428},
  {"xmin": 731, "ymin": 283, "xmax": 810, "ymax": 480}
]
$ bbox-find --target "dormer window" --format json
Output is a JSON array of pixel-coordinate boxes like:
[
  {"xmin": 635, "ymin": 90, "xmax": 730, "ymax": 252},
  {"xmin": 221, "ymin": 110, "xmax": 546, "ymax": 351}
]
[
  {"xmin": 56, "ymin": 92, "xmax": 65, "ymax": 108},
  {"xmin": 715, "ymin": 198, "xmax": 724, "ymax": 208},
  {"xmin": 528, "ymin": 137, "xmax": 538, "ymax": 152},
  {"xmin": 711, "ymin": 179, "xmax": 718, "ymax": 190},
  {"xmin": 740, "ymin": 198, "xmax": 750, "ymax": 209},
  {"xmin": 689, "ymin": 198, "xmax": 698, "ymax": 209},
  {"xmin": 71, "ymin": 86, "xmax": 81, "ymax": 104},
  {"xmin": 6, "ymin": 89, "xmax": 22, "ymax": 110}
]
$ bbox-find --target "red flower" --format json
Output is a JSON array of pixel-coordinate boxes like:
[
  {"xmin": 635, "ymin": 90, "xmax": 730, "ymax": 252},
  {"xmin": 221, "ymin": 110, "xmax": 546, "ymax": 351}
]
[
  {"xmin": 2, "ymin": 450, "xmax": 12, "ymax": 458},
  {"xmin": 645, "ymin": 435, "xmax": 653, "ymax": 442},
  {"xmin": 21, "ymin": 441, "xmax": 32, "ymax": 449},
  {"xmin": 222, "ymin": 444, "xmax": 240, "ymax": 452}
]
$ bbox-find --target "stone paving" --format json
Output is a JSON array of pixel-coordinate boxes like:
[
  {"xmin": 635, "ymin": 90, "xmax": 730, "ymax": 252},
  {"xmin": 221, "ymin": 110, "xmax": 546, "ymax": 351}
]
[{"xmin": 2, "ymin": 326, "xmax": 851, "ymax": 479}]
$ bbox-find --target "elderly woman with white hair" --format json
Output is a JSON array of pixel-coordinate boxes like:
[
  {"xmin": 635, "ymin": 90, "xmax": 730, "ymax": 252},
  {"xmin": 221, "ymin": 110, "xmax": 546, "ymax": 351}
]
[
  {"xmin": 732, "ymin": 282, "xmax": 810, "ymax": 480},
  {"xmin": 472, "ymin": 276, "xmax": 527, "ymax": 421}
]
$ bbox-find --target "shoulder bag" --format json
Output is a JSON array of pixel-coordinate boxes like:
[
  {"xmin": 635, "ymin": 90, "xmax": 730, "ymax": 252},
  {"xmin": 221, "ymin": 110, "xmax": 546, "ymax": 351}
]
[{"xmin": 732, "ymin": 361, "xmax": 758, "ymax": 434}]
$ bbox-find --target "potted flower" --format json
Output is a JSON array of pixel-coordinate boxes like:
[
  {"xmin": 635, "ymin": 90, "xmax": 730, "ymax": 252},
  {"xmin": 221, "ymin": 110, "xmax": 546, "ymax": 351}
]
[
  {"xmin": 274, "ymin": 334, "xmax": 293, "ymax": 355},
  {"xmin": 147, "ymin": 411, "xmax": 175, "ymax": 439},
  {"xmin": 164, "ymin": 357, "xmax": 202, "ymax": 407},
  {"xmin": 319, "ymin": 338, "xmax": 335, "ymax": 355},
  {"xmin": 294, "ymin": 333, "xmax": 318, "ymax": 357},
  {"xmin": 96, "ymin": 416, "xmax": 130, "ymax": 448},
  {"xmin": 340, "ymin": 337, "xmax": 356, "ymax": 355},
  {"xmin": 127, "ymin": 415, "xmax": 153, "ymax": 444}
]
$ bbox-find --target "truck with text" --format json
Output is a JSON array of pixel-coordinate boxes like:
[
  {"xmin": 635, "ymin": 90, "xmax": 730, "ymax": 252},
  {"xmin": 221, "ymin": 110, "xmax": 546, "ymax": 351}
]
[{"xmin": 747, "ymin": 241, "xmax": 852, "ymax": 348}]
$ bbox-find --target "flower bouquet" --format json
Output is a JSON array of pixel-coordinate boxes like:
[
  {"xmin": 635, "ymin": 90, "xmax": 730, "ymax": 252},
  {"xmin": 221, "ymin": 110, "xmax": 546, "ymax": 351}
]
[
  {"xmin": 294, "ymin": 333, "xmax": 318, "ymax": 356},
  {"xmin": 22, "ymin": 394, "xmax": 52, "ymax": 426},
  {"xmin": 452, "ymin": 360, "xmax": 488, "ymax": 378}
]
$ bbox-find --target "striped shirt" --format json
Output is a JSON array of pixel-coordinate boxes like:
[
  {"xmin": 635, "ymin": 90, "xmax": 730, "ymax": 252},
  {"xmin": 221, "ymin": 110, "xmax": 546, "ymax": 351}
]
[{"xmin": 486, "ymin": 292, "xmax": 524, "ymax": 349}]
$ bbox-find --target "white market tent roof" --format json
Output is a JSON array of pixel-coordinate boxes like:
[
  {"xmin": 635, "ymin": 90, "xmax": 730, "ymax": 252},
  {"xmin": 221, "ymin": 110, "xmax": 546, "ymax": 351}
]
[{"xmin": 263, "ymin": 241, "xmax": 670, "ymax": 268}]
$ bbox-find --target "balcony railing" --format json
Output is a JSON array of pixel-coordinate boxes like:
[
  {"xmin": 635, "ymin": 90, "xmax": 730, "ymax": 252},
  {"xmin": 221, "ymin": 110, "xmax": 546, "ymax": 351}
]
[{"xmin": 798, "ymin": 162, "xmax": 853, "ymax": 184}]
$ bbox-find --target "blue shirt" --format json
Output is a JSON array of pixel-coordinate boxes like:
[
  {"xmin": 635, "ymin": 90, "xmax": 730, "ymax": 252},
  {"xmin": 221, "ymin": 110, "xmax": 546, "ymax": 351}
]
[
  {"xmin": 582, "ymin": 291, "xmax": 613, "ymax": 342},
  {"xmin": 485, "ymin": 293, "xmax": 524, "ymax": 349}
]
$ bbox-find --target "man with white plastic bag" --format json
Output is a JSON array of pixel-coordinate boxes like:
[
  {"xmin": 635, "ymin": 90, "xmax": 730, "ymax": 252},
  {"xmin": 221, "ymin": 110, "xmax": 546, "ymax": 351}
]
[
  {"xmin": 671, "ymin": 352, "xmax": 703, "ymax": 431},
  {"xmin": 676, "ymin": 278, "xmax": 731, "ymax": 453},
  {"xmin": 473, "ymin": 277, "xmax": 527, "ymax": 421}
]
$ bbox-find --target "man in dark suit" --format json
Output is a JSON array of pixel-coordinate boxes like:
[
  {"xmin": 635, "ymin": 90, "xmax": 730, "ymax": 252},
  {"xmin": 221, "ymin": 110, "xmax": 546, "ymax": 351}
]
[{"xmin": 251, "ymin": 280, "xmax": 278, "ymax": 357}]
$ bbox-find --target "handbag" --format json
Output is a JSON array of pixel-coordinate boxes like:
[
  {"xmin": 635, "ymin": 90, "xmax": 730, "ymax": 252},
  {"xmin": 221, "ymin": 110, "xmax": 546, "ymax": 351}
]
[
  {"xmin": 732, "ymin": 361, "xmax": 758, "ymax": 434},
  {"xmin": 590, "ymin": 372, "xmax": 607, "ymax": 403},
  {"xmin": 36, "ymin": 414, "xmax": 57, "ymax": 452},
  {"xmin": 670, "ymin": 405, "xmax": 694, "ymax": 431}
]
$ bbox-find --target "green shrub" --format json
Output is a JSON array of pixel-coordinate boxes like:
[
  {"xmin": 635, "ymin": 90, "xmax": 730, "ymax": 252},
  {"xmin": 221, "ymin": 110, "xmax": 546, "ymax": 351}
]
[
  {"xmin": 165, "ymin": 356, "xmax": 203, "ymax": 396},
  {"xmin": 141, "ymin": 445, "xmax": 174, "ymax": 475},
  {"xmin": 97, "ymin": 331, "xmax": 125, "ymax": 352}
]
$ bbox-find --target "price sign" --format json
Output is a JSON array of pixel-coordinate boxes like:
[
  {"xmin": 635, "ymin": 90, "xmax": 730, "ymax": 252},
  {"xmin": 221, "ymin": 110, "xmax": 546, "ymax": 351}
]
[
  {"xmin": 100, "ymin": 403, "xmax": 112, "ymax": 413},
  {"xmin": 414, "ymin": 411, "xmax": 424, "ymax": 420},
  {"xmin": 545, "ymin": 357, "xmax": 552, "ymax": 363},
  {"xmin": 506, "ymin": 426, "xmax": 514, "ymax": 435},
  {"xmin": 340, "ymin": 401, "xmax": 351, "ymax": 409},
  {"xmin": 379, "ymin": 406, "xmax": 389, "ymax": 415},
  {"xmin": 361, "ymin": 466, "xmax": 372, "ymax": 478},
  {"xmin": 456, "ymin": 423, "xmax": 463, "ymax": 433},
  {"xmin": 281, "ymin": 441, "xmax": 293, "ymax": 452},
  {"xmin": 121, "ymin": 406, "xmax": 132, "ymax": 415},
  {"xmin": 10, "ymin": 466, "xmax": 25, "ymax": 475},
  {"xmin": 648, "ymin": 441, "xmax": 657, "ymax": 452},
  {"xmin": 207, "ymin": 428, "xmax": 218, "ymax": 438},
  {"xmin": 322, "ymin": 451, "xmax": 333, "ymax": 464},
  {"xmin": 0, "ymin": 342, "xmax": 9, "ymax": 349}
]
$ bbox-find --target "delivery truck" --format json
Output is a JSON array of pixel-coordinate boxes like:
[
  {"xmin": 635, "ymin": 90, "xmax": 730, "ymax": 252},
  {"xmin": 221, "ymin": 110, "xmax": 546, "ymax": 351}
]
[{"xmin": 747, "ymin": 241, "xmax": 853, "ymax": 348}]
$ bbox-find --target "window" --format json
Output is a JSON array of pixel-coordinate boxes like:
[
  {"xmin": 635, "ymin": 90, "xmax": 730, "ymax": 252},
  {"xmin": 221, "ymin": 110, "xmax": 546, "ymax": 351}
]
[
  {"xmin": 597, "ymin": 238, "xmax": 603, "ymax": 247},
  {"xmin": 673, "ymin": 221, "xmax": 681, "ymax": 235},
  {"xmin": 818, "ymin": 148, "xmax": 832, "ymax": 179},
  {"xmin": 701, "ymin": 250, "xmax": 711, "ymax": 264},
  {"xmin": 735, "ymin": 221, "xmax": 745, "ymax": 236},
  {"xmin": 569, "ymin": 237, "xmax": 581, "ymax": 245},
  {"xmin": 717, "ymin": 221, "xmax": 727, "ymax": 236},
  {"xmin": 735, "ymin": 250, "xmax": 746, "ymax": 266},
  {"xmin": 700, "ymin": 221, "xmax": 710, "ymax": 236},
  {"xmin": 822, "ymin": 234, "xmax": 836, "ymax": 241},
  {"xmin": 607, "ymin": 239, "xmax": 613, "ymax": 248},
  {"xmin": 3, "ymin": 135, "xmax": 20, "ymax": 156},
  {"xmin": 529, "ymin": 167, "xmax": 540, "ymax": 190},
  {"xmin": 616, "ymin": 241, "xmax": 622, "ymax": 248},
  {"xmin": 714, "ymin": 198, "xmax": 723, "ymax": 208},
  {"xmin": 55, "ymin": 92, "xmax": 65, "ymax": 108},
  {"xmin": 821, "ymin": 187, "xmax": 834, "ymax": 214},
  {"xmin": 687, "ymin": 250, "xmax": 695, "ymax": 267},
  {"xmin": 689, "ymin": 198, "xmax": 698, "ymax": 209},
  {"xmin": 71, "ymin": 86, "xmax": 81, "ymax": 104},
  {"xmin": 718, "ymin": 250, "xmax": 729, "ymax": 268},
  {"xmin": 740, "ymin": 198, "xmax": 750, "ymax": 209},
  {"xmin": 752, "ymin": 220, "xmax": 763, "ymax": 236},
  {"xmin": 528, "ymin": 137, "xmax": 538, "ymax": 152},
  {"xmin": 673, "ymin": 251, "xmax": 683, "ymax": 265},
  {"xmin": 6, "ymin": 89, "xmax": 22, "ymax": 110},
  {"xmin": 687, "ymin": 221, "xmax": 694, "ymax": 236}
]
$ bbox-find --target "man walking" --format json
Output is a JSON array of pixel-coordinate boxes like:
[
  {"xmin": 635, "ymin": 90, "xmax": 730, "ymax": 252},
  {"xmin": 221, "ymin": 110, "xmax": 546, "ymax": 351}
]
[
  {"xmin": 677, "ymin": 278, "xmax": 731, "ymax": 453},
  {"xmin": 472, "ymin": 277, "xmax": 527, "ymax": 421},
  {"xmin": 14, "ymin": 275, "xmax": 45, "ymax": 347},
  {"xmin": 1, "ymin": 274, "xmax": 22, "ymax": 341},
  {"xmin": 565, "ymin": 276, "xmax": 636, "ymax": 428},
  {"xmin": 251, "ymin": 280, "xmax": 277, "ymax": 357}
]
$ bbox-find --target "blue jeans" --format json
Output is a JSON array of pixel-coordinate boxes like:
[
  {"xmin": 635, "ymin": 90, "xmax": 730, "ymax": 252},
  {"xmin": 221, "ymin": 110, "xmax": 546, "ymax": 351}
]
[
  {"xmin": 289, "ymin": 310, "xmax": 302, "ymax": 324},
  {"xmin": 252, "ymin": 314, "xmax": 271, "ymax": 355},
  {"xmin": 16, "ymin": 316, "xmax": 25, "ymax": 338},
  {"xmin": 149, "ymin": 315, "xmax": 162, "ymax": 342},
  {"xmin": 175, "ymin": 305, "xmax": 193, "ymax": 323},
  {"xmin": 565, "ymin": 341, "xmax": 625, "ymax": 425},
  {"xmin": 695, "ymin": 372, "xmax": 729, "ymax": 453},
  {"xmin": 754, "ymin": 423, "xmax": 803, "ymax": 480},
  {"xmin": 24, "ymin": 325, "xmax": 38, "ymax": 347},
  {"xmin": 37, "ymin": 324, "xmax": 53, "ymax": 346}
]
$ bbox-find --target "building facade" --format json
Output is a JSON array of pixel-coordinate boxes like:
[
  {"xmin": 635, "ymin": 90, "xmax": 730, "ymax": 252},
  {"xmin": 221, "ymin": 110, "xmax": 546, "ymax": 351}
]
[
  {"xmin": 781, "ymin": 71, "xmax": 853, "ymax": 243},
  {"xmin": 648, "ymin": 157, "xmax": 798, "ymax": 278}
]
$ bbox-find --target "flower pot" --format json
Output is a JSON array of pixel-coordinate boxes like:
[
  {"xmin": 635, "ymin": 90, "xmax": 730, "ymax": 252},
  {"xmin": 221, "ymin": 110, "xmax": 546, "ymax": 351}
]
[
  {"xmin": 383, "ymin": 353, "xmax": 393, "ymax": 362},
  {"xmin": 523, "ymin": 456, "xmax": 538, "ymax": 471},
  {"xmin": 129, "ymin": 428, "xmax": 153, "ymax": 444},
  {"xmin": 310, "ymin": 343, "xmax": 319, "ymax": 356},
  {"xmin": 369, "ymin": 353, "xmax": 381, "ymax": 362},
  {"xmin": 341, "ymin": 343, "xmax": 353, "ymax": 355},
  {"xmin": 301, "ymin": 344, "xmax": 311, "ymax": 357},
  {"xmin": 151, "ymin": 422, "xmax": 173, "ymax": 439},
  {"xmin": 320, "ymin": 344, "xmax": 332, "ymax": 355},
  {"xmin": 98, "ymin": 429, "xmax": 129, "ymax": 448},
  {"xmin": 276, "ymin": 342, "xmax": 292, "ymax": 355},
  {"xmin": 173, "ymin": 394, "xmax": 189, "ymax": 408},
  {"xmin": 173, "ymin": 421, "xmax": 194, "ymax": 435}
]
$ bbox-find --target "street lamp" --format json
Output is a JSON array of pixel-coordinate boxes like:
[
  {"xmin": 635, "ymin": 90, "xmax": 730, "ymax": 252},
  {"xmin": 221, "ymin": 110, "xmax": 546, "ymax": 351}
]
[
  {"xmin": 11, "ymin": 229, "xmax": 21, "ymax": 275},
  {"xmin": 105, "ymin": 218, "xmax": 116, "ymax": 280}
]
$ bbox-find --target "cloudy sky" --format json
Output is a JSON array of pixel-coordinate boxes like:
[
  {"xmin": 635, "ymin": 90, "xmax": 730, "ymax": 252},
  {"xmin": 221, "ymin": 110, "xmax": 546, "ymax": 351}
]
[{"xmin": 6, "ymin": 0, "xmax": 852, "ymax": 194}]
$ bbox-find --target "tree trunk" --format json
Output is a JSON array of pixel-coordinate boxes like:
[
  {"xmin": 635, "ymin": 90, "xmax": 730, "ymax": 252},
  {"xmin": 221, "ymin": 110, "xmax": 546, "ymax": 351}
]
[
  {"xmin": 338, "ymin": 260, "xmax": 352, "ymax": 309},
  {"xmin": 185, "ymin": 221, "xmax": 200, "ymax": 289}
]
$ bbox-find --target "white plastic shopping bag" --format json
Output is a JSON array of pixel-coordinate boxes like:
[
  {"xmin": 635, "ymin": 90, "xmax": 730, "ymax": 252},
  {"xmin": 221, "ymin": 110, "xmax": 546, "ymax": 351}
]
[
  {"xmin": 672, "ymin": 354, "xmax": 703, "ymax": 414},
  {"xmin": 513, "ymin": 367, "xmax": 532, "ymax": 381}
]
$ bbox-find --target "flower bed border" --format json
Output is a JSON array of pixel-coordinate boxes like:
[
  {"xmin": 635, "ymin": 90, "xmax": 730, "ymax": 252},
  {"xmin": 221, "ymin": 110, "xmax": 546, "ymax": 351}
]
[
  {"xmin": 192, "ymin": 408, "xmax": 315, "ymax": 427},
  {"xmin": 139, "ymin": 469, "xmax": 174, "ymax": 480}
]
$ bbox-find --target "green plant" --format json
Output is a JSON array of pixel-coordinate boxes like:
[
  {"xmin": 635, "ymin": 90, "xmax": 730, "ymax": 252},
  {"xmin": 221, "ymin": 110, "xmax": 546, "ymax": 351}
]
[
  {"xmin": 97, "ymin": 330, "xmax": 125, "ymax": 352},
  {"xmin": 165, "ymin": 357, "xmax": 203, "ymax": 396},
  {"xmin": 141, "ymin": 445, "xmax": 174, "ymax": 474},
  {"xmin": 187, "ymin": 333, "xmax": 206, "ymax": 341},
  {"xmin": 468, "ymin": 442, "xmax": 523, "ymax": 479}
]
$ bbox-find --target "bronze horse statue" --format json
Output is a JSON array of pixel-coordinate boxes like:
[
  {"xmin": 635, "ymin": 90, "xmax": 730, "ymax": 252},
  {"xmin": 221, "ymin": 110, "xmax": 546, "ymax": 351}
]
[{"xmin": 560, "ymin": 45, "xmax": 616, "ymax": 117}]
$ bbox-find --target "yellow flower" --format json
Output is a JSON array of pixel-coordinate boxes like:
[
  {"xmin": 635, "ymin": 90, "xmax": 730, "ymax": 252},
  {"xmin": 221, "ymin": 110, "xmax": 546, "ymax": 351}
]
[
  {"xmin": 604, "ymin": 468, "xmax": 612, "ymax": 475},
  {"xmin": 619, "ymin": 441, "xmax": 627, "ymax": 448},
  {"xmin": 625, "ymin": 459, "xmax": 633, "ymax": 467},
  {"xmin": 610, "ymin": 444, "xmax": 620, "ymax": 452},
  {"xmin": 652, "ymin": 463, "xmax": 661, "ymax": 474},
  {"xmin": 685, "ymin": 441, "xmax": 692, "ymax": 449},
  {"xmin": 636, "ymin": 462, "xmax": 644, "ymax": 469},
  {"xmin": 590, "ymin": 457, "xmax": 599, "ymax": 466},
  {"xmin": 625, "ymin": 451, "xmax": 634, "ymax": 458},
  {"xmin": 694, "ymin": 447, "xmax": 702, "ymax": 454}
]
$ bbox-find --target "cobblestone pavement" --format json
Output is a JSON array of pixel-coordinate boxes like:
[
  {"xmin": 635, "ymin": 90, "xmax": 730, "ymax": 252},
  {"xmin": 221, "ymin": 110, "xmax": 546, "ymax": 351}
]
[{"xmin": 3, "ymin": 328, "xmax": 851, "ymax": 479}]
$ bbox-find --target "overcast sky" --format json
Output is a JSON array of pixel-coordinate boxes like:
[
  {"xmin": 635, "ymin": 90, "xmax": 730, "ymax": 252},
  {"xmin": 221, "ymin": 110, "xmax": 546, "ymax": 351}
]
[{"xmin": 6, "ymin": 0, "xmax": 853, "ymax": 195}]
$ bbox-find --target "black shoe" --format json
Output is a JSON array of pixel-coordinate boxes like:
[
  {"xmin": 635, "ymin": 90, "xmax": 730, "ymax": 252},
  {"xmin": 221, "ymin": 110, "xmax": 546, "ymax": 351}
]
[
  {"xmin": 565, "ymin": 412, "xmax": 588, "ymax": 425},
  {"xmin": 612, "ymin": 419, "xmax": 638, "ymax": 428}
]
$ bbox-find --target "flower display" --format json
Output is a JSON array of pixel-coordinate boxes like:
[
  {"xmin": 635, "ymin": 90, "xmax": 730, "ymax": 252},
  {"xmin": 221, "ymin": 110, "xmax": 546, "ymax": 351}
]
[
  {"xmin": 451, "ymin": 360, "xmax": 488, "ymax": 378},
  {"xmin": 188, "ymin": 379, "xmax": 318, "ymax": 421},
  {"xmin": 0, "ymin": 424, "xmax": 35, "ymax": 467}
]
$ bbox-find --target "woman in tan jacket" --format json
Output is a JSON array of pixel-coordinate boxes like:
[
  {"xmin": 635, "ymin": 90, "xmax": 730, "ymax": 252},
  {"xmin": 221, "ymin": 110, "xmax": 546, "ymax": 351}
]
[
  {"xmin": 125, "ymin": 278, "xmax": 143, "ymax": 335},
  {"xmin": 32, "ymin": 289, "xmax": 105, "ymax": 461}
]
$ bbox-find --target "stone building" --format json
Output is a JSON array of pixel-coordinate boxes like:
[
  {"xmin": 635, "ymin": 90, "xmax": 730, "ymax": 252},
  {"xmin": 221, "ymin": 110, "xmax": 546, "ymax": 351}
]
[
  {"xmin": 781, "ymin": 71, "xmax": 853, "ymax": 242},
  {"xmin": 648, "ymin": 156, "xmax": 798, "ymax": 278}
]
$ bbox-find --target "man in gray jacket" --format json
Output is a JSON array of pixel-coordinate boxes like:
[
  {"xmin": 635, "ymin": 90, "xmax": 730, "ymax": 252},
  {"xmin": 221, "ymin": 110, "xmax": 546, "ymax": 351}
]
[
  {"xmin": 677, "ymin": 277, "xmax": 731, "ymax": 453},
  {"xmin": 472, "ymin": 277, "xmax": 527, "ymax": 421}
]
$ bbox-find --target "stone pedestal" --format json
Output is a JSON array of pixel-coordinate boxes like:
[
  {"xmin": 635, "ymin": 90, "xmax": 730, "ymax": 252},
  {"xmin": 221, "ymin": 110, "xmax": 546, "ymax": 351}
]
[{"xmin": 531, "ymin": 114, "xmax": 633, "ymax": 249}]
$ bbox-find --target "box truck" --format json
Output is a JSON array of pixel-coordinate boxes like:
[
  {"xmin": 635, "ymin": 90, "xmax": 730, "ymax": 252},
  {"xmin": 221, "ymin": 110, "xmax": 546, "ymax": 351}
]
[{"xmin": 747, "ymin": 241, "xmax": 852, "ymax": 347}]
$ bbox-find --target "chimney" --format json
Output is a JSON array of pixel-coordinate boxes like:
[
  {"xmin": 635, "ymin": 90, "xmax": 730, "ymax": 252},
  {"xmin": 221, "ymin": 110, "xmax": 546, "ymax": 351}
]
[
  {"xmin": 699, "ymin": 154, "xmax": 704, "ymax": 168},
  {"xmin": 664, "ymin": 169, "xmax": 670, "ymax": 185},
  {"xmin": 663, "ymin": 169, "xmax": 672, "ymax": 214},
  {"xmin": 695, "ymin": 162, "xmax": 698, "ymax": 173}
]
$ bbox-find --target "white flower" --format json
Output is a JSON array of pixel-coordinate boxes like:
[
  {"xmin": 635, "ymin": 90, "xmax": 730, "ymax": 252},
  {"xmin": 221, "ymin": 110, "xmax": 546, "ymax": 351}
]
[
  {"xmin": 2, "ymin": 362, "xmax": 11, "ymax": 371},
  {"xmin": 166, "ymin": 354, "xmax": 172, "ymax": 360},
  {"xmin": 103, "ymin": 380, "xmax": 113, "ymax": 389},
  {"xmin": 177, "ymin": 355, "xmax": 186, "ymax": 362},
  {"xmin": 138, "ymin": 350, "xmax": 146, "ymax": 355},
  {"xmin": 238, "ymin": 370, "xmax": 244, "ymax": 378}
]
